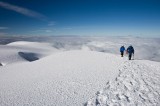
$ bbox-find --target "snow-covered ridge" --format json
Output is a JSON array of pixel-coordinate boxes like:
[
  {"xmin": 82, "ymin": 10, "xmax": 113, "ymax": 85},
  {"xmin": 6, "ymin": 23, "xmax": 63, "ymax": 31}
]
[
  {"xmin": 0, "ymin": 41, "xmax": 59, "ymax": 66},
  {"xmin": 7, "ymin": 41, "xmax": 37, "ymax": 45},
  {"xmin": 7, "ymin": 41, "xmax": 53, "ymax": 49}
]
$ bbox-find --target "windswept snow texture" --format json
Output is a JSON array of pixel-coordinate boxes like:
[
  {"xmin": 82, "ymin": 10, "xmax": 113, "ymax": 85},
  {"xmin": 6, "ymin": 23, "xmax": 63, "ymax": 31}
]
[
  {"xmin": 0, "ymin": 50, "xmax": 123, "ymax": 106},
  {"xmin": 86, "ymin": 60, "xmax": 160, "ymax": 106}
]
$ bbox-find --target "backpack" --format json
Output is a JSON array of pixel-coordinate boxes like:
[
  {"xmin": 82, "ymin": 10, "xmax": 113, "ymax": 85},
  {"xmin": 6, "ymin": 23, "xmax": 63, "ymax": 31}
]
[{"xmin": 127, "ymin": 46, "xmax": 134, "ymax": 54}]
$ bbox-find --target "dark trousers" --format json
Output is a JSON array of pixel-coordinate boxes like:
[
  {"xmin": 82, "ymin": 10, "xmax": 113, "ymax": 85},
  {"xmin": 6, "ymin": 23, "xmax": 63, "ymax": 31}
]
[
  {"xmin": 128, "ymin": 54, "xmax": 132, "ymax": 60},
  {"xmin": 121, "ymin": 51, "xmax": 124, "ymax": 57}
]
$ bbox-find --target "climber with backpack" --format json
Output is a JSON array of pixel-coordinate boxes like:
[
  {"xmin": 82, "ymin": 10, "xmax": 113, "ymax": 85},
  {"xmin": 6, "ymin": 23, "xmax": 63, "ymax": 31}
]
[
  {"xmin": 126, "ymin": 45, "xmax": 134, "ymax": 60},
  {"xmin": 120, "ymin": 45, "xmax": 125, "ymax": 57}
]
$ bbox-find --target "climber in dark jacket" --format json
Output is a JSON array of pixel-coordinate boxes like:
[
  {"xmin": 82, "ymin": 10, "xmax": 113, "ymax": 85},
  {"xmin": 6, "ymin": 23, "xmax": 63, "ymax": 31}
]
[
  {"xmin": 120, "ymin": 46, "xmax": 125, "ymax": 57},
  {"xmin": 127, "ymin": 45, "xmax": 134, "ymax": 60}
]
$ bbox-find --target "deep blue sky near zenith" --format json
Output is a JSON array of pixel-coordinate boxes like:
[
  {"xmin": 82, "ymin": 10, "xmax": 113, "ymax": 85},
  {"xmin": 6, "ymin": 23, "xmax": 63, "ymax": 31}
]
[{"xmin": 0, "ymin": 0, "xmax": 160, "ymax": 37}]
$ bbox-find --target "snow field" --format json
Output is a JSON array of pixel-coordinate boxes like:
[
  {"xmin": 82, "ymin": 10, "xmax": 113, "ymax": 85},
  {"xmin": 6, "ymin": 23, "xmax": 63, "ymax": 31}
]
[{"xmin": 0, "ymin": 49, "xmax": 124, "ymax": 106}]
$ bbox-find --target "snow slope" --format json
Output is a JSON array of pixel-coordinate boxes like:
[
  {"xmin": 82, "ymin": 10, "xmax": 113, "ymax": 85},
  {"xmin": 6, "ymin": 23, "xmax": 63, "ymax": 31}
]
[
  {"xmin": 0, "ymin": 41, "xmax": 160, "ymax": 106},
  {"xmin": 86, "ymin": 60, "xmax": 160, "ymax": 106},
  {"xmin": 0, "ymin": 50, "xmax": 124, "ymax": 106}
]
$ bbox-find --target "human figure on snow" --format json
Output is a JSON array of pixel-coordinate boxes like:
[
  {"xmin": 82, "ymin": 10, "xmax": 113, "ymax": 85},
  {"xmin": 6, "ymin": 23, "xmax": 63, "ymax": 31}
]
[
  {"xmin": 127, "ymin": 45, "xmax": 134, "ymax": 60},
  {"xmin": 120, "ymin": 45, "xmax": 125, "ymax": 57}
]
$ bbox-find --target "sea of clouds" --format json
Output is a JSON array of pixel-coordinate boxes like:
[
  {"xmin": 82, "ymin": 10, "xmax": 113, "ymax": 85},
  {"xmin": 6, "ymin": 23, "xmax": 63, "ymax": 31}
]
[{"xmin": 0, "ymin": 36, "xmax": 160, "ymax": 62}]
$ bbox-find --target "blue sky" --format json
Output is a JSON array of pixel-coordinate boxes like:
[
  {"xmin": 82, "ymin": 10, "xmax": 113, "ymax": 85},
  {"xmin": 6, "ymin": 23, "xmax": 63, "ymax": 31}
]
[{"xmin": 0, "ymin": 0, "xmax": 160, "ymax": 37}]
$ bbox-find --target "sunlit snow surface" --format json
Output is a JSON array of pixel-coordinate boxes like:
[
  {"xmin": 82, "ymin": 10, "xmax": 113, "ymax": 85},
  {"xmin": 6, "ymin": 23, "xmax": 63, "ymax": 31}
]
[{"xmin": 0, "ymin": 36, "xmax": 160, "ymax": 106}]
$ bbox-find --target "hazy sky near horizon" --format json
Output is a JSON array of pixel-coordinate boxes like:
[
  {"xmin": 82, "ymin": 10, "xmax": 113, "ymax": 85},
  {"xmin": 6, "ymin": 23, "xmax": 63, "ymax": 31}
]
[{"xmin": 0, "ymin": 0, "xmax": 160, "ymax": 37}]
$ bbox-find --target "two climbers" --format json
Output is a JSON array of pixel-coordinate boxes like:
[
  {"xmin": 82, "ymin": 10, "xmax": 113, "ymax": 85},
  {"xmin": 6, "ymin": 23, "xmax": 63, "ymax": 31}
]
[{"xmin": 120, "ymin": 45, "xmax": 134, "ymax": 60}]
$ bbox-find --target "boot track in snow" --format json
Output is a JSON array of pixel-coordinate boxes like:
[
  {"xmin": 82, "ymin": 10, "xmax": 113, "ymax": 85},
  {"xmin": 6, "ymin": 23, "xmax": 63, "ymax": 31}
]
[{"xmin": 86, "ymin": 60, "xmax": 160, "ymax": 106}]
